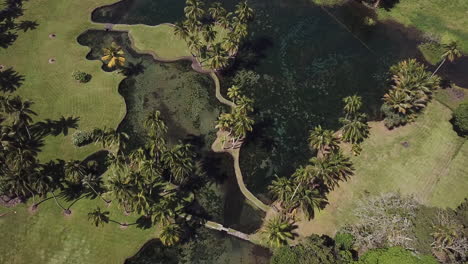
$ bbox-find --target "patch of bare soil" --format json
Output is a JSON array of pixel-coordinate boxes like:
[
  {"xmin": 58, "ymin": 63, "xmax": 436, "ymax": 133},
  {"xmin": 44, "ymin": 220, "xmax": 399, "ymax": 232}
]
[{"xmin": 447, "ymin": 87, "xmax": 465, "ymax": 101}]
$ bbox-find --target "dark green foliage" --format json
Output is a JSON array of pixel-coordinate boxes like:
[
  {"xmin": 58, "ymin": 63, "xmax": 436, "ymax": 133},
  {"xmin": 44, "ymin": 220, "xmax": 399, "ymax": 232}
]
[
  {"xmin": 231, "ymin": 69, "xmax": 260, "ymax": 89},
  {"xmin": 455, "ymin": 198, "xmax": 468, "ymax": 227},
  {"xmin": 72, "ymin": 130, "xmax": 93, "ymax": 147},
  {"xmin": 271, "ymin": 235, "xmax": 340, "ymax": 264},
  {"xmin": 354, "ymin": 247, "xmax": 439, "ymax": 264},
  {"xmin": 412, "ymin": 206, "xmax": 438, "ymax": 255},
  {"xmin": 452, "ymin": 102, "xmax": 468, "ymax": 136},
  {"xmin": 381, "ymin": 103, "xmax": 408, "ymax": 129},
  {"xmin": 72, "ymin": 70, "xmax": 92, "ymax": 83}
]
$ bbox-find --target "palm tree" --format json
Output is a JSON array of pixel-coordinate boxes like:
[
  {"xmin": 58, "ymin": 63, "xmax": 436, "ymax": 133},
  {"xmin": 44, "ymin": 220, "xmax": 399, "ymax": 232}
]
[
  {"xmin": 107, "ymin": 174, "xmax": 134, "ymax": 214},
  {"xmin": 209, "ymin": 43, "xmax": 229, "ymax": 70},
  {"xmin": 160, "ymin": 224, "xmax": 183, "ymax": 246},
  {"xmin": 289, "ymin": 165, "xmax": 315, "ymax": 201},
  {"xmin": 268, "ymin": 176, "xmax": 294, "ymax": 204},
  {"xmin": 383, "ymin": 89, "xmax": 412, "ymax": 114},
  {"xmin": 339, "ymin": 114, "xmax": 369, "ymax": 144},
  {"xmin": 327, "ymin": 151, "xmax": 354, "ymax": 182},
  {"xmin": 102, "ymin": 42, "xmax": 126, "ymax": 68},
  {"xmin": 217, "ymin": 12, "xmax": 232, "ymax": 29},
  {"xmin": 262, "ymin": 216, "xmax": 296, "ymax": 247},
  {"xmin": 82, "ymin": 174, "xmax": 111, "ymax": 204},
  {"xmin": 235, "ymin": 1, "xmax": 254, "ymax": 23},
  {"xmin": 187, "ymin": 34, "xmax": 202, "ymax": 58},
  {"xmin": 202, "ymin": 24, "xmax": 217, "ymax": 44},
  {"xmin": 209, "ymin": 2, "xmax": 226, "ymax": 21},
  {"xmin": 293, "ymin": 185, "xmax": 327, "ymax": 220},
  {"xmin": 232, "ymin": 110, "xmax": 254, "ymax": 143},
  {"xmin": 343, "ymin": 95, "xmax": 363, "ymax": 117},
  {"xmin": 227, "ymin": 85, "xmax": 241, "ymax": 101},
  {"xmin": 308, "ymin": 125, "xmax": 340, "ymax": 154},
  {"xmin": 6, "ymin": 96, "xmax": 36, "ymax": 138},
  {"xmin": 163, "ymin": 143, "xmax": 195, "ymax": 184},
  {"xmin": 184, "ymin": 0, "xmax": 205, "ymax": 21},
  {"xmin": 433, "ymin": 41, "xmax": 462, "ymax": 76},
  {"xmin": 64, "ymin": 160, "xmax": 86, "ymax": 185},
  {"xmin": 222, "ymin": 37, "xmax": 239, "ymax": 56},
  {"xmin": 151, "ymin": 198, "xmax": 177, "ymax": 226},
  {"xmin": 88, "ymin": 207, "xmax": 110, "ymax": 227},
  {"xmin": 173, "ymin": 22, "xmax": 189, "ymax": 40},
  {"xmin": 309, "ymin": 156, "xmax": 337, "ymax": 190}
]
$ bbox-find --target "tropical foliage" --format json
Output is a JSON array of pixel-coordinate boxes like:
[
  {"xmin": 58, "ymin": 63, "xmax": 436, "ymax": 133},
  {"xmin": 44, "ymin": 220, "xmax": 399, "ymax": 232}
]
[
  {"xmin": 262, "ymin": 216, "xmax": 296, "ymax": 247},
  {"xmin": 382, "ymin": 59, "xmax": 440, "ymax": 128},
  {"xmin": 101, "ymin": 42, "xmax": 126, "ymax": 68},
  {"xmin": 452, "ymin": 102, "xmax": 468, "ymax": 136}
]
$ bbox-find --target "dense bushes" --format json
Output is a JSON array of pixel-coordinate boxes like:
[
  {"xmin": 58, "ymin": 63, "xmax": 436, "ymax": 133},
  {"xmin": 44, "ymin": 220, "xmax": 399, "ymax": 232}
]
[
  {"xmin": 72, "ymin": 130, "xmax": 93, "ymax": 147},
  {"xmin": 452, "ymin": 102, "xmax": 468, "ymax": 136},
  {"xmin": 72, "ymin": 70, "xmax": 92, "ymax": 83},
  {"xmin": 354, "ymin": 247, "xmax": 438, "ymax": 264}
]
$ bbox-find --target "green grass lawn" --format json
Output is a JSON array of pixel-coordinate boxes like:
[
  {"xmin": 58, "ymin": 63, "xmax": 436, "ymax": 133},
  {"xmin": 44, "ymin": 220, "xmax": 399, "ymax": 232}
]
[
  {"xmin": 0, "ymin": 197, "xmax": 155, "ymax": 264},
  {"xmin": 377, "ymin": 0, "xmax": 468, "ymax": 52},
  {"xmin": 297, "ymin": 101, "xmax": 468, "ymax": 236},
  {"xmin": 0, "ymin": 0, "xmax": 127, "ymax": 162}
]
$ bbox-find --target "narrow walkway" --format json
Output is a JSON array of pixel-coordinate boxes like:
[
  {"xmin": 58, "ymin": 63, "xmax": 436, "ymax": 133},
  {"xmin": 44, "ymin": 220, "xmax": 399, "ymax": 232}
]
[{"xmin": 182, "ymin": 214, "xmax": 252, "ymax": 242}]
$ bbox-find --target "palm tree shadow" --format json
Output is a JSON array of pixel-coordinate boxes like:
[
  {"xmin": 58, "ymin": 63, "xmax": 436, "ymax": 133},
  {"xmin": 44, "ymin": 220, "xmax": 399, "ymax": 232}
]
[
  {"xmin": 119, "ymin": 61, "xmax": 146, "ymax": 77},
  {"xmin": 0, "ymin": 31, "xmax": 18, "ymax": 48},
  {"xmin": 135, "ymin": 215, "xmax": 153, "ymax": 230},
  {"xmin": 0, "ymin": 67, "xmax": 24, "ymax": 93},
  {"xmin": 32, "ymin": 116, "xmax": 79, "ymax": 137},
  {"xmin": 15, "ymin": 20, "xmax": 38, "ymax": 32}
]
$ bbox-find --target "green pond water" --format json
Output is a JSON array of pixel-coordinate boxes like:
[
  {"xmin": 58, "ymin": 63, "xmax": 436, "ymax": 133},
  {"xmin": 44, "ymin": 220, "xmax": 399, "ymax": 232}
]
[{"xmin": 90, "ymin": 0, "xmax": 426, "ymax": 262}]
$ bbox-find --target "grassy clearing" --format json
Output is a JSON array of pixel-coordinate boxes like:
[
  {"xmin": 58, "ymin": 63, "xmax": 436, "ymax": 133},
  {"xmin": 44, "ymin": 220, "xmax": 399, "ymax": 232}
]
[
  {"xmin": 0, "ymin": 197, "xmax": 155, "ymax": 264},
  {"xmin": 297, "ymin": 101, "xmax": 468, "ymax": 236},
  {"xmin": 0, "ymin": 0, "xmax": 126, "ymax": 162},
  {"xmin": 113, "ymin": 24, "xmax": 191, "ymax": 60},
  {"xmin": 377, "ymin": 0, "xmax": 468, "ymax": 52}
]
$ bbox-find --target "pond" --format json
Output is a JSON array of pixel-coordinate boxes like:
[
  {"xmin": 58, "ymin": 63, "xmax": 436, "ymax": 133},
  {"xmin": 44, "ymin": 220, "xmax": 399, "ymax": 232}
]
[{"xmin": 90, "ymin": 0, "xmax": 426, "ymax": 262}]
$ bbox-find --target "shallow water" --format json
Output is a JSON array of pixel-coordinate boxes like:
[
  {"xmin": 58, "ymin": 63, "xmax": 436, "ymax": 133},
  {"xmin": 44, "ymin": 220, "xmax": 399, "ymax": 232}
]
[
  {"xmin": 78, "ymin": 29, "xmax": 269, "ymax": 262},
  {"xmin": 92, "ymin": 0, "xmax": 424, "ymax": 199}
]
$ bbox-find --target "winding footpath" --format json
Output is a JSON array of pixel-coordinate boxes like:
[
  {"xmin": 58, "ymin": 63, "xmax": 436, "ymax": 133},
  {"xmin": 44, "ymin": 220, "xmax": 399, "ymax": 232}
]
[{"xmin": 89, "ymin": 21, "xmax": 268, "ymax": 212}]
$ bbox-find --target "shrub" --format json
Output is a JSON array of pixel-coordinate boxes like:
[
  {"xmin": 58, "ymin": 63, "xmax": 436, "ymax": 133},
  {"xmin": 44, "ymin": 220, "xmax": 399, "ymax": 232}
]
[
  {"xmin": 72, "ymin": 70, "xmax": 92, "ymax": 83},
  {"xmin": 355, "ymin": 247, "xmax": 438, "ymax": 264},
  {"xmin": 452, "ymin": 102, "xmax": 468, "ymax": 136},
  {"xmin": 72, "ymin": 130, "xmax": 93, "ymax": 147},
  {"xmin": 381, "ymin": 104, "xmax": 408, "ymax": 129}
]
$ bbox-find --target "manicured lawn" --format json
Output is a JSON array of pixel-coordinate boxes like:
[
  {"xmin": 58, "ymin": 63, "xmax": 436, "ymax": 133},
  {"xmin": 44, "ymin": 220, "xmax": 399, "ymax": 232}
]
[
  {"xmin": 377, "ymin": 0, "xmax": 468, "ymax": 51},
  {"xmin": 113, "ymin": 24, "xmax": 191, "ymax": 60},
  {"xmin": 0, "ymin": 197, "xmax": 155, "ymax": 264},
  {"xmin": 0, "ymin": 0, "xmax": 127, "ymax": 162},
  {"xmin": 297, "ymin": 101, "xmax": 468, "ymax": 236}
]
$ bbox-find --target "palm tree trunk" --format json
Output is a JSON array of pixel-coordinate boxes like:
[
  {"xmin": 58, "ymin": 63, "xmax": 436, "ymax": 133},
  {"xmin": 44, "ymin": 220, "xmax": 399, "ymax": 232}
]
[
  {"xmin": 51, "ymin": 192, "xmax": 70, "ymax": 214},
  {"xmin": 432, "ymin": 58, "xmax": 447, "ymax": 76},
  {"xmin": 290, "ymin": 182, "xmax": 301, "ymax": 202},
  {"xmin": 86, "ymin": 183, "xmax": 111, "ymax": 204}
]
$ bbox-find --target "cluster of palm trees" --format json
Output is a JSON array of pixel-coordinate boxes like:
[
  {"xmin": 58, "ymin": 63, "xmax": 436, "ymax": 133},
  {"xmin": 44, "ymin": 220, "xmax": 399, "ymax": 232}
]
[
  {"xmin": 92, "ymin": 110, "xmax": 199, "ymax": 245},
  {"xmin": 382, "ymin": 59, "xmax": 441, "ymax": 128},
  {"xmin": 174, "ymin": 0, "xmax": 254, "ymax": 70},
  {"xmin": 215, "ymin": 85, "xmax": 254, "ymax": 149},
  {"xmin": 339, "ymin": 95, "xmax": 370, "ymax": 153}
]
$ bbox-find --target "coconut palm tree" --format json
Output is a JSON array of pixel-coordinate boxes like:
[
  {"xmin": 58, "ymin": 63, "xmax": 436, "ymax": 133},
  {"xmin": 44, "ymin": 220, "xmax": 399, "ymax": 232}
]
[
  {"xmin": 262, "ymin": 216, "xmax": 296, "ymax": 247},
  {"xmin": 309, "ymin": 156, "xmax": 338, "ymax": 190},
  {"xmin": 339, "ymin": 114, "xmax": 369, "ymax": 144},
  {"xmin": 64, "ymin": 160, "xmax": 86, "ymax": 185},
  {"xmin": 235, "ymin": 1, "xmax": 254, "ymax": 23},
  {"xmin": 293, "ymin": 185, "xmax": 326, "ymax": 219},
  {"xmin": 327, "ymin": 151, "xmax": 354, "ymax": 182},
  {"xmin": 88, "ymin": 207, "xmax": 110, "ymax": 227},
  {"xmin": 268, "ymin": 176, "xmax": 294, "ymax": 204},
  {"xmin": 173, "ymin": 21, "xmax": 189, "ymax": 40},
  {"xmin": 184, "ymin": 0, "xmax": 205, "ymax": 21},
  {"xmin": 222, "ymin": 37, "xmax": 239, "ymax": 56},
  {"xmin": 343, "ymin": 95, "xmax": 363, "ymax": 117},
  {"xmin": 227, "ymin": 85, "xmax": 241, "ymax": 101},
  {"xmin": 82, "ymin": 174, "xmax": 110, "ymax": 204},
  {"xmin": 209, "ymin": 2, "xmax": 226, "ymax": 21},
  {"xmin": 107, "ymin": 174, "xmax": 134, "ymax": 214},
  {"xmin": 102, "ymin": 42, "xmax": 126, "ymax": 68},
  {"xmin": 5, "ymin": 96, "xmax": 36, "ymax": 138},
  {"xmin": 308, "ymin": 125, "xmax": 340, "ymax": 154},
  {"xmin": 162, "ymin": 143, "xmax": 195, "ymax": 184},
  {"xmin": 187, "ymin": 34, "xmax": 202, "ymax": 57},
  {"xmin": 433, "ymin": 41, "xmax": 462, "ymax": 76},
  {"xmin": 232, "ymin": 110, "xmax": 254, "ymax": 142},
  {"xmin": 160, "ymin": 223, "xmax": 183, "ymax": 246},
  {"xmin": 151, "ymin": 198, "xmax": 177, "ymax": 226},
  {"xmin": 209, "ymin": 43, "xmax": 229, "ymax": 70},
  {"xmin": 202, "ymin": 24, "xmax": 217, "ymax": 44},
  {"xmin": 217, "ymin": 12, "xmax": 232, "ymax": 29}
]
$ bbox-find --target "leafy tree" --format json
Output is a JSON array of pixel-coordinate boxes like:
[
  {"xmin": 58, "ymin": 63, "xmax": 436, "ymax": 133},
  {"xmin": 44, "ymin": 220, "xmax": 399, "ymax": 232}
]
[
  {"xmin": 262, "ymin": 216, "xmax": 296, "ymax": 247},
  {"xmin": 102, "ymin": 42, "xmax": 126, "ymax": 68},
  {"xmin": 160, "ymin": 224, "xmax": 183, "ymax": 246},
  {"xmin": 271, "ymin": 234, "xmax": 340, "ymax": 264},
  {"xmin": 88, "ymin": 207, "xmax": 110, "ymax": 227},
  {"xmin": 452, "ymin": 102, "xmax": 468, "ymax": 136},
  {"xmin": 354, "ymin": 247, "xmax": 438, "ymax": 264}
]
